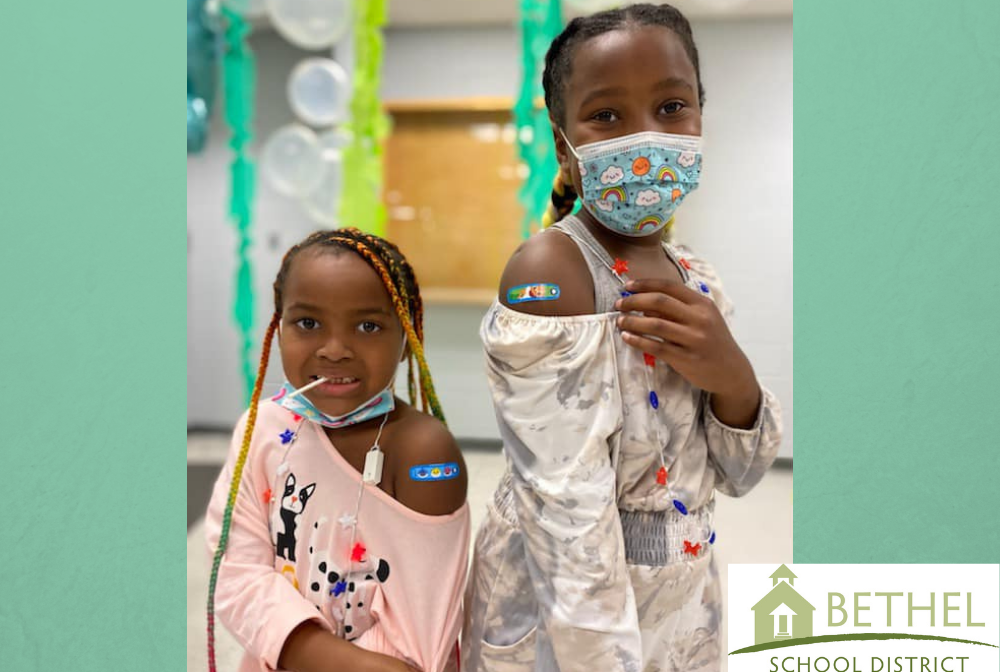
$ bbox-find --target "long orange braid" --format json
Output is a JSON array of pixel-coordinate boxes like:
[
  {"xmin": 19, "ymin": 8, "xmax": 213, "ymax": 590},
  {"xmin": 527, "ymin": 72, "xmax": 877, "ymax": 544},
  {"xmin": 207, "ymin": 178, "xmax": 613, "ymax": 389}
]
[{"xmin": 206, "ymin": 313, "xmax": 278, "ymax": 672}]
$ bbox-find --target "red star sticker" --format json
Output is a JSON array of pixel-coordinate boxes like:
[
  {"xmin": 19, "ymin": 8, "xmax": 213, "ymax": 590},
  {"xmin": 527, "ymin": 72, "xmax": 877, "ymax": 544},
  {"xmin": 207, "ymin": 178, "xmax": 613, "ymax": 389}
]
[
  {"xmin": 683, "ymin": 540, "xmax": 702, "ymax": 557},
  {"xmin": 656, "ymin": 466, "xmax": 668, "ymax": 485},
  {"xmin": 291, "ymin": 412, "xmax": 302, "ymax": 422},
  {"xmin": 612, "ymin": 258, "xmax": 629, "ymax": 275},
  {"xmin": 643, "ymin": 352, "xmax": 656, "ymax": 367},
  {"xmin": 350, "ymin": 542, "xmax": 367, "ymax": 563},
  {"xmin": 262, "ymin": 488, "xmax": 272, "ymax": 504},
  {"xmin": 679, "ymin": 258, "xmax": 692, "ymax": 270}
]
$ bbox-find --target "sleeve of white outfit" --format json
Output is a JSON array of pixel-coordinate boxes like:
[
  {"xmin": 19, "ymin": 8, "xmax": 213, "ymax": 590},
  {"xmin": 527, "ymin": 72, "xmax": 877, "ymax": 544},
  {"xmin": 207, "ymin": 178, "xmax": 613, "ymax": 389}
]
[
  {"xmin": 204, "ymin": 410, "xmax": 328, "ymax": 670},
  {"xmin": 480, "ymin": 305, "xmax": 643, "ymax": 672},
  {"xmin": 679, "ymin": 248, "xmax": 784, "ymax": 497}
]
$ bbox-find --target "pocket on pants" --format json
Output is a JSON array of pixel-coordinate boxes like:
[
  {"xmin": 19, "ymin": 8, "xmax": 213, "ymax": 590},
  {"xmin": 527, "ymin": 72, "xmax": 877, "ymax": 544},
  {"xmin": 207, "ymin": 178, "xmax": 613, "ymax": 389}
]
[{"xmin": 478, "ymin": 627, "xmax": 537, "ymax": 672}]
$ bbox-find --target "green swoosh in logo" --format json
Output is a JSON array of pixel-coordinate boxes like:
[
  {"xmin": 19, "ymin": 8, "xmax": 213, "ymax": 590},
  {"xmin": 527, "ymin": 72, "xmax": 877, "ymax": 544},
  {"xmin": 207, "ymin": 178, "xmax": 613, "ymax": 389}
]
[{"xmin": 730, "ymin": 634, "xmax": 1000, "ymax": 655}]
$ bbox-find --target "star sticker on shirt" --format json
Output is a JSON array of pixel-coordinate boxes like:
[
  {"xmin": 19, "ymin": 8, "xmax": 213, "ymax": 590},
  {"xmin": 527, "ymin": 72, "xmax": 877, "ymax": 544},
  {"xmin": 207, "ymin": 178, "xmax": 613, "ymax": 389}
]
[
  {"xmin": 683, "ymin": 540, "xmax": 702, "ymax": 557},
  {"xmin": 350, "ymin": 543, "xmax": 367, "ymax": 563},
  {"xmin": 643, "ymin": 352, "xmax": 656, "ymax": 367},
  {"xmin": 279, "ymin": 429, "xmax": 294, "ymax": 444},
  {"xmin": 656, "ymin": 466, "xmax": 668, "ymax": 486},
  {"xmin": 262, "ymin": 488, "xmax": 272, "ymax": 504},
  {"xmin": 612, "ymin": 258, "xmax": 629, "ymax": 276},
  {"xmin": 338, "ymin": 513, "xmax": 357, "ymax": 529}
]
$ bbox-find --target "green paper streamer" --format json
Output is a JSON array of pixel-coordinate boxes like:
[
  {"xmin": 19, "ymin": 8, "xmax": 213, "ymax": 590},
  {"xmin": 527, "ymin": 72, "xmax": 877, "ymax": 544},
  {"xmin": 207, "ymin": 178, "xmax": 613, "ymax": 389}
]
[
  {"xmin": 222, "ymin": 7, "xmax": 257, "ymax": 404},
  {"xmin": 514, "ymin": 0, "xmax": 564, "ymax": 239},
  {"xmin": 339, "ymin": 0, "xmax": 390, "ymax": 235}
]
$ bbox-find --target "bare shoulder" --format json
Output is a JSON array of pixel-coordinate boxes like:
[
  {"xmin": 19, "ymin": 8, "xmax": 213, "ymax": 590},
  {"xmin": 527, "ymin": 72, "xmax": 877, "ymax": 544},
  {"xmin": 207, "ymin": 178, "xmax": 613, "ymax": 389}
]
[
  {"xmin": 389, "ymin": 409, "xmax": 467, "ymax": 516},
  {"xmin": 499, "ymin": 228, "xmax": 595, "ymax": 316}
]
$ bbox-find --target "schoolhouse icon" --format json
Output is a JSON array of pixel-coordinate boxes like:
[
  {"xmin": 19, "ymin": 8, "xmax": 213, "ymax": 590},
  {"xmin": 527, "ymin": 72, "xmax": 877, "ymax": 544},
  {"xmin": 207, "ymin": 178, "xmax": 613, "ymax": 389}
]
[{"xmin": 751, "ymin": 564, "xmax": 816, "ymax": 645}]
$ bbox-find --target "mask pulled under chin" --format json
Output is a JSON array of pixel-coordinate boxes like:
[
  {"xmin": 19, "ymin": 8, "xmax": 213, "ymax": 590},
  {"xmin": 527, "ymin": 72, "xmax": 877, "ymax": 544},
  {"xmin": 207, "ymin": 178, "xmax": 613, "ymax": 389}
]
[{"xmin": 273, "ymin": 382, "xmax": 396, "ymax": 429}]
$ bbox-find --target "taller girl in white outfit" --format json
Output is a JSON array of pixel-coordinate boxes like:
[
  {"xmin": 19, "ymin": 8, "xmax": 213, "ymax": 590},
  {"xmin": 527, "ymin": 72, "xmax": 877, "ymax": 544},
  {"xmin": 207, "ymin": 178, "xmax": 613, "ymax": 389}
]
[{"xmin": 462, "ymin": 5, "xmax": 783, "ymax": 672}]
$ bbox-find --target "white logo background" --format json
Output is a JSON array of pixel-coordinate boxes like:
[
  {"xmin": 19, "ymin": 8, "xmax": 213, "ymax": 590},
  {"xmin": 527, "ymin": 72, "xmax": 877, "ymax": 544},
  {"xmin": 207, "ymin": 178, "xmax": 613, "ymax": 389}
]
[{"xmin": 728, "ymin": 565, "xmax": 999, "ymax": 672}]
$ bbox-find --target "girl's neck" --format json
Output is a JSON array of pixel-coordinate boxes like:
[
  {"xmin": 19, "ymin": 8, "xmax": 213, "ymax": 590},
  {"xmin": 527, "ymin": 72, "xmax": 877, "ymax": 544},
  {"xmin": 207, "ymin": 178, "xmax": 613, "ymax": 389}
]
[{"xmin": 576, "ymin": 207, "xmax": 665, "ymax": 259}]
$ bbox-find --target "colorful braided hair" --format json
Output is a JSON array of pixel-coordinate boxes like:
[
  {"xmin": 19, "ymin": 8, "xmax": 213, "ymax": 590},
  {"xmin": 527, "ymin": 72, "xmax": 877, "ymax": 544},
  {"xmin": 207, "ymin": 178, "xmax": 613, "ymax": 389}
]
[
  {"xmin": 207, "ymin": 227, "xmax": 443, "ymax": 671},
  {"xmin": 540, "ymin": 3, "xmax": 703, "ymax": 235}
]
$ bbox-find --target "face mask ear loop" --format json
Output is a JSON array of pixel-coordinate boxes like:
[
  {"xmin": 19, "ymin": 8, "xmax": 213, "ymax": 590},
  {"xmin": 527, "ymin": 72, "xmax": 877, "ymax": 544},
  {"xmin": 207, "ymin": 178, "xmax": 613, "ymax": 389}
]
[
  {"xmin": 559, "ymin": 127, "xmax": 581, "ymax": 161},
  {"xmin": 387, "ymin": 338, "xmax": 407, "ymax": 399}
]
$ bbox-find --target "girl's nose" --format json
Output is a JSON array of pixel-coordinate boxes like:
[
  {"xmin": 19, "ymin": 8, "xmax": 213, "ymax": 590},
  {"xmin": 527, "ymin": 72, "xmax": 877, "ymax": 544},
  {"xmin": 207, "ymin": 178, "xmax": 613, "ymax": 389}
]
[{"xmin": 316, "ymin": 336, "xmax": 353, "ymax": 361}]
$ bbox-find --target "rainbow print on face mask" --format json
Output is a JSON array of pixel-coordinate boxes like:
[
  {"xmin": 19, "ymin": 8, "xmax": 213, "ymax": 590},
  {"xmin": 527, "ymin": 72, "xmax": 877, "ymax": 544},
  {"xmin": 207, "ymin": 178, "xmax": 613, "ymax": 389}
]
[
  {"xmin": 637, "ymin": 216, "xmax": 663, "ymax": 233},
  {"xmin": 562, "ymin": 130, "xmax": 703, "ymax": 237},
  {"xmin": 657, "ymin": 166, "xmax": 678, "ymax": 182},
  {"xmin": 600, "ymin": 186, "xmax": 628, "ymax": 202}
]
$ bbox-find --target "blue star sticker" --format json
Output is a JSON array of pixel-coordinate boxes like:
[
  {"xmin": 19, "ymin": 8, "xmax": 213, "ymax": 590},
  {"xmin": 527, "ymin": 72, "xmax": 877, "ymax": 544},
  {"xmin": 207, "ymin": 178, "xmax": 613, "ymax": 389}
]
[
  {"xmin": 331, "ymin": 580, "xmax": 347, "ymax": 597},
  {"xmin": 279, "ymin": 429, "xmax": 294, "ymax": 445}
]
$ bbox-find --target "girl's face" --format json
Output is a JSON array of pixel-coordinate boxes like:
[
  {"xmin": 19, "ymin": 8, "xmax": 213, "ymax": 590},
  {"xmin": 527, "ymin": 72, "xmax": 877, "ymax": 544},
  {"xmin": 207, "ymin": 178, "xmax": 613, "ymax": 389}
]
[
  {"xmin": 278, "ymin": 249, "xmax": 405, "ymax": 417},
  {"xmin": 554, "ymin": 25, "xmax": 702, "ymax": 194}
]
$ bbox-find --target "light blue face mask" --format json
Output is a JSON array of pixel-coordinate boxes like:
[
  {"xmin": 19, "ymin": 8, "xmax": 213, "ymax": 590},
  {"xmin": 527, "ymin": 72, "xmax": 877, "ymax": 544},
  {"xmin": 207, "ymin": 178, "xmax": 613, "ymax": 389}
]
[
  {"xmin": 562, "ymin": 130, "xmax": 703, "ymax": 237},
  {"xmin": 272, "ymin": 382, "xmax": 395, "ymax": 429}
]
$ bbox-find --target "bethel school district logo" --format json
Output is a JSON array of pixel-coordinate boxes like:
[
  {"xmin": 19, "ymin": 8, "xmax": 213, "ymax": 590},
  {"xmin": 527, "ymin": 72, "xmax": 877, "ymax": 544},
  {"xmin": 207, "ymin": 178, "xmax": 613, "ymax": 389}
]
[
  {"xmin": 728, "ymin": 565, "xmax": 999, "ymax": 672},
  {"xmin": 753, "ymin": 565, "xmax": 816, "ymax": 644}
]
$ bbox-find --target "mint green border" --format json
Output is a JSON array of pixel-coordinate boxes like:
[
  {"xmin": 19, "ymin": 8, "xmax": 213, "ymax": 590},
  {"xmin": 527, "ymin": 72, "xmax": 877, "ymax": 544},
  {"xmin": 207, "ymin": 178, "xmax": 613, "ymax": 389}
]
[
  {"xmin": 0, "ymin": 2, "xmax": 186, "ymax": 668},
  {"xmin": 1, "ymin": 0, "xmax": 999, "ymax": 667},
  {"xmin": 793, "ymin": 0, "xmax": 1000, "ymax": 563}
]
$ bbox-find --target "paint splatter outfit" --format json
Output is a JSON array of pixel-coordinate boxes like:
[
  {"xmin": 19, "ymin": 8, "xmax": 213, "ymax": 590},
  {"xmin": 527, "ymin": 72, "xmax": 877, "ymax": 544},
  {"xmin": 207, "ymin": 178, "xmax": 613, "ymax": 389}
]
[{"xmin": 462, "ymin": 216, "xmax": 782, "ymax": 672}]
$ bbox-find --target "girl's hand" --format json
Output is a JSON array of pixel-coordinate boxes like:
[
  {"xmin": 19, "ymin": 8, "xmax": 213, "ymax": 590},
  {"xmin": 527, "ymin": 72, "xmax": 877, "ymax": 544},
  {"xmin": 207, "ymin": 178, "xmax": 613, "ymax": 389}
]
[
  {"xmin": 615, "ymin": 279, "xmax": 761, "ymax": 428},
  {"xmin": 279, "ymin": 622, "xmax": 422, "ymax": 672}
]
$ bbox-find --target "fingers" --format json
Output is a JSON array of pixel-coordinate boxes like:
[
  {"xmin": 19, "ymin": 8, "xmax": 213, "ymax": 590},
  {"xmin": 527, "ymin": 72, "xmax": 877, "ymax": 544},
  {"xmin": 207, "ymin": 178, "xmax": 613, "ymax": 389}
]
[
  {"xmin": 624, "ymin": 279, "xmax": 704, "ymax": 305},
  {"xmin": 615, "ymin": 289, "xmax": 693, "ymax": 321},
  {"xmin": 617, "ymin": 314, "xmax": 698, "ymax": 348},
  {"xmin": 619, "ymin": 329, "xmax": 689, "ymax": 363}
]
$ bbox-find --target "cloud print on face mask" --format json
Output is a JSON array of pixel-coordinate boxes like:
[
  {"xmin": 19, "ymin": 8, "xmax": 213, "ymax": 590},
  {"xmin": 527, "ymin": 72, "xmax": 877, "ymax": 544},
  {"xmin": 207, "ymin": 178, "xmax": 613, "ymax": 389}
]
[
  {"xmin": 600, "ymin": 165, "xmax": 625, "ymax": 185},
  {"xmin": 594, "ymin": 199, "xmax": 615, "ymax": 212},
  {"xmin": 635, "ymin": 189, "xmax": 662, "ymax": 206},
  {"xmin": 677, "ymin": 151, "xmax": 697, "ymax": 168}
]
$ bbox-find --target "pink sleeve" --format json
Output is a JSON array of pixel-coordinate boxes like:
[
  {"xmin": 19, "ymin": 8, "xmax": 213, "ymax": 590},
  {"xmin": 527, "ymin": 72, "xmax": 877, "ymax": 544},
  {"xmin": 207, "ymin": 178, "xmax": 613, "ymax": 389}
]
[
  {"xmin": 358, "ymin": 504, "xmax": 470, "ymax": 672},
  {"xmin": 204, "ymin": 412, "xmax": 328, "ymax": 670}
]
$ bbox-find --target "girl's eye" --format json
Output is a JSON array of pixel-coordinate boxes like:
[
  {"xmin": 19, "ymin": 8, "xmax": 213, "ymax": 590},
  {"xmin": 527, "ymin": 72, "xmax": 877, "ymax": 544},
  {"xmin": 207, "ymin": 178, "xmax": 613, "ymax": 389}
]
[
  {"xmin": 590, "ymin": 109, "xmax": 619, "ymax": 123},
  {"xmin": 294, "ymin": 317, "xmax": 319, "ymax": 331},
  {"xmin": 358, "ymin": 321, "xmax": 382, "ymax": 334},
  {"xmin": 661, "ymin": 101, "xmax": 685, "ymax": 115}
]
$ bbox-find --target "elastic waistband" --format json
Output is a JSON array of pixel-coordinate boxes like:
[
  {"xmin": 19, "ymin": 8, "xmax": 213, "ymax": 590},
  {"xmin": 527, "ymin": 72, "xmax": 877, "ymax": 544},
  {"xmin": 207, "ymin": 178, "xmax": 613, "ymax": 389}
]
[{"xmin": 620, "ymin": 500, "xmax": 714, "ymax": 566}]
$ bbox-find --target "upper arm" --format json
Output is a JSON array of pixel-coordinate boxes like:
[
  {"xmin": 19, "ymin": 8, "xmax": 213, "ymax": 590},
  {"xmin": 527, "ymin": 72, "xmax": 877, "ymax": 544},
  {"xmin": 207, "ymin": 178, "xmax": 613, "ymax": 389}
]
[
  {"xmin": 499, "ymin": 230, "xmax": 596, "ymax": 316},
  {"xmin": 392, "ymin": 418, "xmax": 467, "ymax": 516}
]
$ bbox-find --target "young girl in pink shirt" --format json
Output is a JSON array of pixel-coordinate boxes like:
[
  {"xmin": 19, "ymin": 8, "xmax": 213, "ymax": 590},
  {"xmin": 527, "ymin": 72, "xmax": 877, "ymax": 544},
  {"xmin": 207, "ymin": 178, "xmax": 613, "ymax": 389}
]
[{"xmin": 205, "ymin": 228, "xmax": 470, "ymax": 672}]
